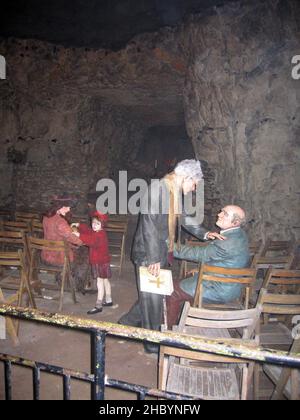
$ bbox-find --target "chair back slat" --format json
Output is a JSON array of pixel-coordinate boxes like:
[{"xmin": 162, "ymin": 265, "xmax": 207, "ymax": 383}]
[
  {"xmin": 2, "ymin": 221, "xmax": 31, "ymax": 233},
  {"xmin": 27, "ymin": 236, "xmax": 66, "ymax": 252},
  {"xmin": 262, "ymin": 268, "xmax": 300, "ymax": 290},
  {"xmin": 15, "ymin": 211, "xmax": 41, "ymax": 221},
  {"xmin": 185, "ymin": 317, "xmax": 254, "ymax": 329},
  {"xmin": 193, "ymin": 264, "xmax": 256, "ymax": 309},
  {"xmin": 188, "ymin": 306, "xmax": 259, "ymax": 320},
  {"xmin": 262, "ymin": 293, "xmax": 300, "ymax": 305},
  {"xmin": 261, "ymin": 240, "xmax": 294, "ymax": 256},
  {"xmin": 251, "ymin": 254, "xmax": 294, "ymax": 270},
  {"xmin": 0, "ymin": 230, "xmax": 24, "ymax": 243},
  {"xmin": 202, "ymin": 273, "xmax": 254, "ymax": 285},
  {"xmin": 0, "ymin": 251, "xmax": 22, "ymax": 267}
]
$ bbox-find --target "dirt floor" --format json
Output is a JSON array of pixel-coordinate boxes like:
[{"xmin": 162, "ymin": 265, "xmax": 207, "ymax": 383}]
[
  {"xmin": 0, "ymin": 216, "xmax": 281, "ymax": 400},
  {"xmin": 0, "ymin": 215, "xmax": 170, "ymax": 400}
]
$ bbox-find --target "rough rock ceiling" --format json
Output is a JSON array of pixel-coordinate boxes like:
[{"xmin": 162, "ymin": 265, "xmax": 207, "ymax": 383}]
[
  {"xmin": 0, "ymin": 0, "xmax": 242, "ymax": 128},
  {"xmin": 1, "ymin": 0, "xmax": 241, "ymax": 50}
]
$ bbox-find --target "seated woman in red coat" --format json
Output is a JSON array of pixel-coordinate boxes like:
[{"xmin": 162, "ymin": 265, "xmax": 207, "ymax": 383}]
[
  {"xmin": 42, "ymin": 195, "xmax": 83, "ymax": 266},
  {"xmin": 73, "ymin": 211, "xmax": 112, "ymax": 315}
]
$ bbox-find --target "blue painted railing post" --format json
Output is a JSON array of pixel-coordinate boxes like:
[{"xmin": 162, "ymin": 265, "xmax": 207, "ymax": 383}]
[{"xmin": 91, "ymin": 330, "xmax": 106, "ymax": 400}]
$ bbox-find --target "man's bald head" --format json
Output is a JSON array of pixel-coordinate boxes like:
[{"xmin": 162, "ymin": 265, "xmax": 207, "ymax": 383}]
[
  {"xmin": 226, "ymin": 205, "xmax": 246, "ymax": 227},
  {"xmin": 216, "ymin": 205, "xmax": 246, "ymax": 230}
]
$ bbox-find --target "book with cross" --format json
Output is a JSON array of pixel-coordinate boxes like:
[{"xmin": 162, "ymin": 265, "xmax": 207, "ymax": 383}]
[{"xmin": 139, "ymin": 267, "xmax": 174, "ymax": 296}]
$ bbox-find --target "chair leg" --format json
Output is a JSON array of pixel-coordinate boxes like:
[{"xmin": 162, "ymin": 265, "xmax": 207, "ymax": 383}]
[
  {"xmin": 119, "ymin": 235, "xmax": 125, "ymax": 276},
  {"xmin": 0, "ymin": 288, "xmax": 19, "ymax": 346},
  {"xmin": 20, "ymin": 256, "xmax": 36, "ymax": 309},
  {"xmin": 67, "ymin": 263, "xmax": 77, "ymax": 305},
  {"xmin": 58, "ymin": 263, "xmax": 67, "ymax": 312},
  {"xmin": 241, "ymin": 366, "xmax": 249, "ymax": 400},
  {"xmin": 291, "ymin": 369, "xmax": 300, "ymax": 400},
  {"xmin": 29, "ymin": 249, "xmax": 42, "ymax": 296},
  {"xmin": 253, "ymin": 363, "xmax": 260, "ymax": 400},
  {"xmin": 271, "ymin": 367, "xmax": 292, "ymax": 400},
  {"xmin": 5, "ymin": 317, "xmax": 20, "ymax": 346}
]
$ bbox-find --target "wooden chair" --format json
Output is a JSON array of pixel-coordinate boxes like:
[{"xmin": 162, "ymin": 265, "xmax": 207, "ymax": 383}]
[
  {"xmin": 27, "ymin": 236, "xmax": 77, "ymax": 311},
  {"xmin": 253, "ymin": 283, "xmax": 300, "ymax": 399},
  {"xmin": 251, "ymin": 253, "xmax": 295, "ymax": 271},
  {"xmin": 108, "ymin": 214, "xmax": 129, "ymax": 223},
  {"xmin": 256, "ymin": 272, "xmax": 300, "ymax": 349},
  {"xmin": 0, "ymin": 287, "xmax": 19, "ymax": 346},
  {"xmin": 250, "ymin": 254, "xmax": 295, "ymax": 309},
  {"xmin": 0, "ymin": 250, "xmax": 36, "ymax": 341},
  {"xmin": 262, "ymin": 337, "xmax": 300, "ymax": 400},
  {"xmin": 261, "ymin": 268, "xmax": 300, "ymax": 295},
  {"xmin": 15, "ymin": 211, "xmax": 41, "ymax": 223},
  {"xmin": 106, "ymin": 220, "xmax": 128, "ymax": 276},
  {"xmin": 193, "ymin": 264, "xmax": 257, "ymax": 310},
  {"xmin": 261, "ymin": 239, "xmax": 295, "ymax": 257},
  {"xmin": 2, "ymin": 220, "xmax": 31, "ymax": 233},
  {"xmin": 159, "ymin": 301, "xmax": 261, "ymax": 400},
  {"xmin": 0, "ymin": 230, "xmax": 28, "ymax": 254}
]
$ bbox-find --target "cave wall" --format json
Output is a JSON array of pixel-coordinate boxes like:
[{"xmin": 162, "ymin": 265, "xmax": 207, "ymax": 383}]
[
  {"xmin": 0, "ymin": 0, "xmax": 299, "ymax": 240},
  {"xmin": 182, "ymin": 0, "xmax": 300, "ymax": 239},
  {"xmin": 0, "ymin": 38, "xmax": 151, "ymax": 213},
  {"xmin": 0, "ymin": 88, "xmax": 144, "ymax": 213}
]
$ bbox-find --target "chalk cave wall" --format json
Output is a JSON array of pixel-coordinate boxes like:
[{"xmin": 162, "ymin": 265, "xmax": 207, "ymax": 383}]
[
  {"xmin": 181, "ymin": 0, "xmax": 300, "ymax": 240},
  {"xmin": 0, "ymin": 0, "xmax": 299, "ymax": 241},
  {"xmin": 0, "ymin": 39, "xmax": 145, "ymax": 213}
]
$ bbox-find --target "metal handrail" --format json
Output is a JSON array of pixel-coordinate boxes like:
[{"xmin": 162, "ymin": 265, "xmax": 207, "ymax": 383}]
[
  {"xmin": 1, "ymin": 304, "xmax": 300, "ymax": 367},
  {"xmin": 1, "ymin": 303, "xmax": 300, "ymax": 400}
]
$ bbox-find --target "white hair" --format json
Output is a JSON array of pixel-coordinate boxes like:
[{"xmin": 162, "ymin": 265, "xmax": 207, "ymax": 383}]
[{"xmin": 174, "ymin": 159, "xmax": 203, "ymax": 182}]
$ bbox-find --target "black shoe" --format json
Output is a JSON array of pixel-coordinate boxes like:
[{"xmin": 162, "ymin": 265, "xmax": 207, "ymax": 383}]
[
  {"xmin": 87, "ymin": 307, "xmax": 102, "ymax": 315},
  {"xmin": 103, "ymin": 301, "xmax": 113, "ymax": 307}
]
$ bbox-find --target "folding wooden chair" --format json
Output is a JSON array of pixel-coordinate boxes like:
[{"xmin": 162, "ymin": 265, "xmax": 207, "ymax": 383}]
[
  {"xmin": 261, "ymin": 239, "xmax": 295, "ymax": 257},
  {"xmin": 15, "ymin": 210, "xmax": 41, "ymax": 223},
  {"xmin": 0, "ymin": 230, "xmax": 28, "ymax": 254},
  {"xmin": 2, "ymin": 220, "xmax": 31, "ymax": 233},
  {"xmin": 106, "ymin": 220, "xmax": 128, "ymax": 276},
  {"xmin": 0, "ymin": 287, "xmax": 19, "ymax": 346},
  {"xmin": 253, "ymin": 283, "xmax": 300, "ymax": 399},
  {"xmin": 251, "ymin": 254, "xmax": 295, "ymax": 271},
  {"xmin": 193, "ymin": 264, "xmax": 257, "ymax": 310},
  {"xmin": 159, "ymin": 302, "xmax": 261, "ymax": 400},
  {"xmin": 27, "ymin": 236, "xmax": 77, "ymax": 311},
  {"xmin": 256, "ymin": 272, "xmax": 300, "ymax": 348},
  {"xmin": 0, "ymin": 250, "xmax": 36, "ymax": 341}
]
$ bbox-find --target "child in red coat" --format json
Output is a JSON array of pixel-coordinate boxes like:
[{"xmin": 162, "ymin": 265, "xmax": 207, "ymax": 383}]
[{"xmin": 73, "ymin": 211, "xmax": 112, "ymax": 315}]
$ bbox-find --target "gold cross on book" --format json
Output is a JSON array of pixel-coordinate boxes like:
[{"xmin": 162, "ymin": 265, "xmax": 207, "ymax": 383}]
[{"xmin": 149, "ymin": 277, "xmax": 165, "ymax": 288}]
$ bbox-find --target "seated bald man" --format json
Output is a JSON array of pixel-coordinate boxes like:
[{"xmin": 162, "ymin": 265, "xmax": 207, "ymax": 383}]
[{"xmin": 167, "ymin": 205, "xmax": 250, "ymax": 327}]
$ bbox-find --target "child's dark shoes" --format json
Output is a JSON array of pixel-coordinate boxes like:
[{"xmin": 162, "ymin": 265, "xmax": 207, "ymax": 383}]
[
  {"xmin": 103, "ymin": 301, "xmax": 113, "ymax": 307},
  {"xmin": 87, "ymin": 307, "xmax": 103, "ymax": 315}
]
